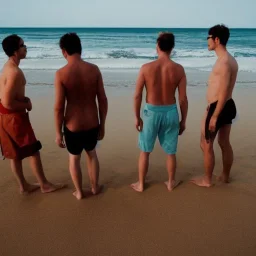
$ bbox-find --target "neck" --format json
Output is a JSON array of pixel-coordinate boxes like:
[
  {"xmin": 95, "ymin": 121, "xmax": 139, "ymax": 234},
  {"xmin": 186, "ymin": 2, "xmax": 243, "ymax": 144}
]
[
  {"xmin": 9, "ymin": 56, "xmax": 20, "ymax": 66},
  {"xmin": 158, "ymin": 51, "xmax": 171, "ymax": 60},
  {"xmin": 66, "ymin": 54, "xmax": 82, "ymax": 63},
  {"xmin": 215, "ymin": 45, "xmax": 227, "ymax": 58}
]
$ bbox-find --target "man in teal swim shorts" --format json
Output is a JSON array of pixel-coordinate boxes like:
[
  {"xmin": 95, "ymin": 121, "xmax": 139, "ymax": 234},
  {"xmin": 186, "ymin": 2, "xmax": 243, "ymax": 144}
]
[{"xmin": 131, "ymin": 32, "xmax": 188, "ymax": 192}]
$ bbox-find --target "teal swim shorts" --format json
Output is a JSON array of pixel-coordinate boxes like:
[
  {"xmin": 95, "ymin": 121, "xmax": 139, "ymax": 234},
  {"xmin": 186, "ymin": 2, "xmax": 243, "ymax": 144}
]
[{"xmin": 138, "ymin": 103, "xmax": 179, "ymax": 154}]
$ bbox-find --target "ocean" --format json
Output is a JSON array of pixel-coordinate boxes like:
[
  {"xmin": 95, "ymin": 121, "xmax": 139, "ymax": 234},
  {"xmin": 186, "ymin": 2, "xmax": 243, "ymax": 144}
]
[{"xmin": 0, "ymin": 28, "xmax": 256, "ymax": 72}]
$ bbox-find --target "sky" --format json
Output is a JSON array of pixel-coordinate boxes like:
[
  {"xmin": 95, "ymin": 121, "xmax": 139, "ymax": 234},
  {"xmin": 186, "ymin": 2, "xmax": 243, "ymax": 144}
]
[{"xmin": 0, "ymin": 0, "xmax": 255, "ymax": 28}]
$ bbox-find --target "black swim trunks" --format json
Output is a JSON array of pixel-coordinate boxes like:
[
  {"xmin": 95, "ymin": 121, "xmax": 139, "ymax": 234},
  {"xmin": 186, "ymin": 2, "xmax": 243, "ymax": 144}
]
[
  {"xmin": 64, "ymin": 126, "xmax": 99, "ymax": 155},
  {"xmin": 205, "ymin": 98, "xmax": 236, "ymax": 141}
]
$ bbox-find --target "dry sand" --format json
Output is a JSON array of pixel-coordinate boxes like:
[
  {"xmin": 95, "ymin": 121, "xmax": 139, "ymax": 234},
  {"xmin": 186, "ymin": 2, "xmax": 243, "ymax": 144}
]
[{"xmin": 0, "ymin": 83, "xmax": 256, "ymax": 256}]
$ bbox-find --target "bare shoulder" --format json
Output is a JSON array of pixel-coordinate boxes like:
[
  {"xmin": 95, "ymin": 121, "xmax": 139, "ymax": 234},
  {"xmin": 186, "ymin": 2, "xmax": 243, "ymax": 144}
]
[
  {"xmin": 83, "ymin": 61, "xmax": 101, "ymax": 75},
  {"xmin": 170, "ymin": 61, "xmax": 185, "ymax": 76},
  {"xmin": 55, "ymin": 64, "xmax": 73, "ymax": 83},
  {"xmin": 141, "ymin": 60, "xmax": 157, "ymax": 72},
  {"xmin": 56, "ymin": 64, "xmax": 68, "ymax": 76},
  {"xmin": 4, "ymin": 63, "xmax": 21, "ymax": 79},
  {"xmin": 83, "ymin": 60, "xmax": 99, "ymax": 70},
  {"xmin": 216, "ymin": 56, "xmax": 230, "ymax": 72},
  {"xmin": 175, "ymin": 62, "xmax": 185, "ymax": 72}
]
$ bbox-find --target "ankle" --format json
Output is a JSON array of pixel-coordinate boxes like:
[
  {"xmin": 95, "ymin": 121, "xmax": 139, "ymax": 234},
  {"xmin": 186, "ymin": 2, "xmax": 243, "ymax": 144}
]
[
  {"xmin": 139, "ymin": 181, "xmax": 144, "ymax": 188},
  {"xmin": 76, "ymin": 189, "xmax": 83, "ymax": 195},
  {"xmin": 168, "ymin": 177, "xmax": 175, "ymax": 182},
  {"xmin": 204, "ymin": 176, "xmax": 212, "ymax": 184},
  {"xmin": 91, "ymin": 184, "xmax": 98, "ymax": 191},
  {"xmin": 221, "ymin": 172, "xmax": 230, "ymax": 180},
  {"xmin": 19, "ymin": 185, "xmax": 26, "ymax": 192}
]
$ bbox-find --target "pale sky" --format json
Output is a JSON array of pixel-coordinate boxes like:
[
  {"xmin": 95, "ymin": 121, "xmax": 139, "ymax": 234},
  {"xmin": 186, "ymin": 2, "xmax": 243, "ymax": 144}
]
[{"xmin": 0, "ymin": 0, "xmax": 255, "ymax": 28}]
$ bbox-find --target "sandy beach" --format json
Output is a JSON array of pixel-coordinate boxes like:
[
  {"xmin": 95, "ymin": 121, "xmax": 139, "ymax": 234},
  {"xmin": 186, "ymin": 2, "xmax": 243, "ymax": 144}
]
[{"xmin": 0, "ymin": 69, "xmax": 256, "ymax": 256}]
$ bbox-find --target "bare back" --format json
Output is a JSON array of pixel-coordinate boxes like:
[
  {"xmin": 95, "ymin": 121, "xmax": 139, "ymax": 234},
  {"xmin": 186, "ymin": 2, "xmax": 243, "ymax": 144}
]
[
  {"xmin": 143, "ymin": 59, "xmax": 184, "ymax": 105},
  {"xmin": 58, "ymin": 60, "xmax": 100, "ymax": 131},
  {"xmin": 0, "ymin": 61, "xmax": 26, "ymax": 104},
  {"xmin": 207, "ymin": 52, "xmax": 238, "ymax": 103}
]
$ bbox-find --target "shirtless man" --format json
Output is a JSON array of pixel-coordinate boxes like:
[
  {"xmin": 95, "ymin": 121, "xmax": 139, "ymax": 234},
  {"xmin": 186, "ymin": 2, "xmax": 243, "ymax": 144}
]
[
  {"xmin": 131, "ymin": 32, "xmax": 188, "ymax": 192},
  {"xmin": 191, "ymin": 25, "xmax": 238, "ymax": 187},
  {"xmin": 0, "ymin": 34, "xmax": 64, "ymax": 194},
  {"xmin": 54, "ymin": 33, "xmax": 108, "ymax": 200}
]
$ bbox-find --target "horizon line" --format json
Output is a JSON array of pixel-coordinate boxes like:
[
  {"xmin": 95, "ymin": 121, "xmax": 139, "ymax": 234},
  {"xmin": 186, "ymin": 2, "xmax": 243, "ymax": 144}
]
[{"xmin": 0, "ymin": 26, "xmax": 256, "ymax": 29}]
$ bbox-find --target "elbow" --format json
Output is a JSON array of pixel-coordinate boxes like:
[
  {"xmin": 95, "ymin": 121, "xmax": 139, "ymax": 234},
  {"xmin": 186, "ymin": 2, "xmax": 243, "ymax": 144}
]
[
  {"xmin": 134, "ymin": 93, "xmax": 142, "ymax": 101},
  {"xmin": 54, "ymin": 107, "xmax": 64, "ymax": 114},
  {"xmin": 99, "ymin": 96, "xmax": 108, "ymax": 105},
  {"xmin": 179, "ymin": 96, "xmax": 188, "ymax": 106}
]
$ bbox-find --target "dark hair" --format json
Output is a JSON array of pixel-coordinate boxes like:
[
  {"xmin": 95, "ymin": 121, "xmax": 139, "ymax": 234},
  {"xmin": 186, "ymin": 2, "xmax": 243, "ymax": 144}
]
[
  {"xmin": 2, "ymin": 34, "xmax": 22, "ymax": 57},
  {"xmin": 59, "ymin": 33, "xmax": 82, "ymax": 55},
  {"xmin": 208, "ymin": 24, "xmax": 230, "ymax": 46},
  {"xmin": 157, "ymin": 32, "xmax": 175, "ymax": 52}
]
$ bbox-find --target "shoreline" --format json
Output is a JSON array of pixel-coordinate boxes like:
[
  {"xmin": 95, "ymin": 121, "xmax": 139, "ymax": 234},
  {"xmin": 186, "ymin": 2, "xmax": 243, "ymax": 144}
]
[{"xmin": 22, "ymin": 69, "xmax": 256, "ymax": 89}]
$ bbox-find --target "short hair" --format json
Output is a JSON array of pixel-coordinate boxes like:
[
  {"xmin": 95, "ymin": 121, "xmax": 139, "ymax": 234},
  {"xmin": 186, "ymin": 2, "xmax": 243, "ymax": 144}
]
[
  {"xmin": 59, "ymin": 33, "xmax": 82, "ymax": 55},
  {"xmin": 208, "ymin": 24, "xmax": 230, "ymax": 46},
  {"xmin": 2, "ymin": 34, "xmax": 22, "ymax": 57},
  {"xmin": 157, "ymin": 32, "xmax": 175, "ymax": 52}
]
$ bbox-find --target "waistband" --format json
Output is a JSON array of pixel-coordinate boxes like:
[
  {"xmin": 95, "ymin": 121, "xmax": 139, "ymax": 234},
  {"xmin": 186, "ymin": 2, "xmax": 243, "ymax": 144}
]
[
  {"xmin": 145, "ymin": 103, "xmax": 177, "ymax": 112},
  {"xmin": 0, "ymin": 103, "xmax": 25, "ymax": 115},
  {"xmin": 209, "ymin": 98, "xmax": 234, "ymax": 107},
  {"xmin": 0, "ymin": 103, "xmax": 15, "ymax": 114}
]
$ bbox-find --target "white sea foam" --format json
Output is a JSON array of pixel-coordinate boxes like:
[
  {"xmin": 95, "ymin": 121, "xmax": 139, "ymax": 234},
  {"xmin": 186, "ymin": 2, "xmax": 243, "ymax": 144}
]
[{"xmin": 1, "ymin": 31, "xmax": 256, "ymax": 73}]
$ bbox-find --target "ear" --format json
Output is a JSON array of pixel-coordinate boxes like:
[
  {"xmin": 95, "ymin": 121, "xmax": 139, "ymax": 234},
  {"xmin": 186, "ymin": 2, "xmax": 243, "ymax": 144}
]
[
  {"xmin": 215, "ymin": 37, "xmax": 220, "ymax": 45},
  {"xmin": 61, "ymin": 48, "xmax": 67, "ymax": 57},
  {"xmin": 13, "ymin": 50, "xmax": 19, "ymax": 58}
]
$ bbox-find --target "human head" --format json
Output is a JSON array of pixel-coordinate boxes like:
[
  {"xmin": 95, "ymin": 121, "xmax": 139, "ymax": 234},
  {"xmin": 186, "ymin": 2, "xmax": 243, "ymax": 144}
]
[
  {"xmin": 207, "ymin": 24, "xmax": 230, "ymax": 50},
  {"xmin": 2, "ymin": 34, "xmax": 27, "ymax": 59},
  {"xmin": 156, "ymin": 32, "xmax": 175, "ymax": 55},
  {"xmin": 59, "ymin": 33, "xmax": 82, "ymax": 58}
]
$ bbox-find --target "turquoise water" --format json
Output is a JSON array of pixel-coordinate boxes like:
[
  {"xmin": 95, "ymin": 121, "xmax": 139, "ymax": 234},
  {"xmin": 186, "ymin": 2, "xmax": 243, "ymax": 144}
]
[{"xmin": 0, "ymin": 28, "xmax": 256, "ymax": 71}]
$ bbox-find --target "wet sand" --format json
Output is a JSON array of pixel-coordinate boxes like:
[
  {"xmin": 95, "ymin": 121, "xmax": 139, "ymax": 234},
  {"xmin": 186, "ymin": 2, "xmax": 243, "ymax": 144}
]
[{"xmin": 0, "ymin": 72, "xmax": 256, "ymax": 256}]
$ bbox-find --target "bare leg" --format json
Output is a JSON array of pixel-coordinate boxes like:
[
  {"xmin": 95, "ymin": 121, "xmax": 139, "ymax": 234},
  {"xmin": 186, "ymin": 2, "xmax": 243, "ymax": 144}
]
[
  {"xmin": 131, "ymin": 152, "xmax": 150, "ymax": 192},
  {"xmin": 29, "ymin": 152, "xmax": 65, "ymax": 193},
  {"xmin": 217, "ymin": 125, "xmax": 233, "ymax": 183},
  {"xmin": 85, "ymin": 149, "xmax": 102, "ymax": 195},
  {"xmin": 191, "ymin": 112, "xmax": 216, "ymax": 187},
  {"xmin": 164, "ymin": 154, "xmax": 181, "ymax": 191},
  {"xmin": 10, "ymin": 159, "xmax": 40, "ymax": 194},
  {"xmin": 69, "ymin": 154, "xmax": 83, "ymax": 200}
]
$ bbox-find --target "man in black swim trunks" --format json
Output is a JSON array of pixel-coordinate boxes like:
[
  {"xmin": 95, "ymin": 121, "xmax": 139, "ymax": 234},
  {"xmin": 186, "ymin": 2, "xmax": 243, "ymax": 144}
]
[
  {"xmin": 54, "ymin": 33, "xmax": 108, "ymax": 200},
  {"xmin": 191, "ymin": 24, "xmax": 238, "ymax": 187}
]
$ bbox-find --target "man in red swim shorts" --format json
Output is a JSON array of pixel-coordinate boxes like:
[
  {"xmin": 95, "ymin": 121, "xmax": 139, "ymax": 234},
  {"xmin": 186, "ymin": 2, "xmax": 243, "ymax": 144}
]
[{"xmin": 0, "ymin": 34, "xmax": 65, "ymax": 194}]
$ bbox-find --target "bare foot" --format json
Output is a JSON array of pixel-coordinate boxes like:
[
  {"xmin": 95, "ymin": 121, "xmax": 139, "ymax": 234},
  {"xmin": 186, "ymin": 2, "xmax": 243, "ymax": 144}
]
[
  {"xmin": 217, "ymin": 174, "xmax": 230, "ymax": 183},
  {"xmin": 91, "ymin": 185, "xmax": 104, "ymax": 195},
  {"xmin": 164, "ymin": 180, "xmax": 182, "ymax": 191},
  {"xmin": 130, "ymin": 182, "xmax": 143, "ymax": 192},
  {"xmin": 41, "ymin": 182, "xmax": 66, "ymax": 193},
  {"xmin": 190, "ymin": 176, "xmax": 212, "ymax": 187},
  {"xmin": 20, "ymin": 183, "xmax": 40, "ymax": 195},
  {"xmin": 73, "ymin": 190, "xmax": 84, "ymax": 200}
]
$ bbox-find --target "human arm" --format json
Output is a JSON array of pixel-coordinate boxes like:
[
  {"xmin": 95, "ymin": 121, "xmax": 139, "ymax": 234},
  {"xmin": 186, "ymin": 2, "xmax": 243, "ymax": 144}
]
[
  {"xmin": 97, "ymin": 69, "xmax": 108, "ymax": 140},
  {"xmin": 54, "ymin": 71, "xmax": 66, "ymax": 148},
  {"xmin": 178, "ymin": 68, "xmax": 188, "ymax": 135},
  {"xmin": 134, "ymin": 67, "xmax": 145, "ymax": 131}
]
